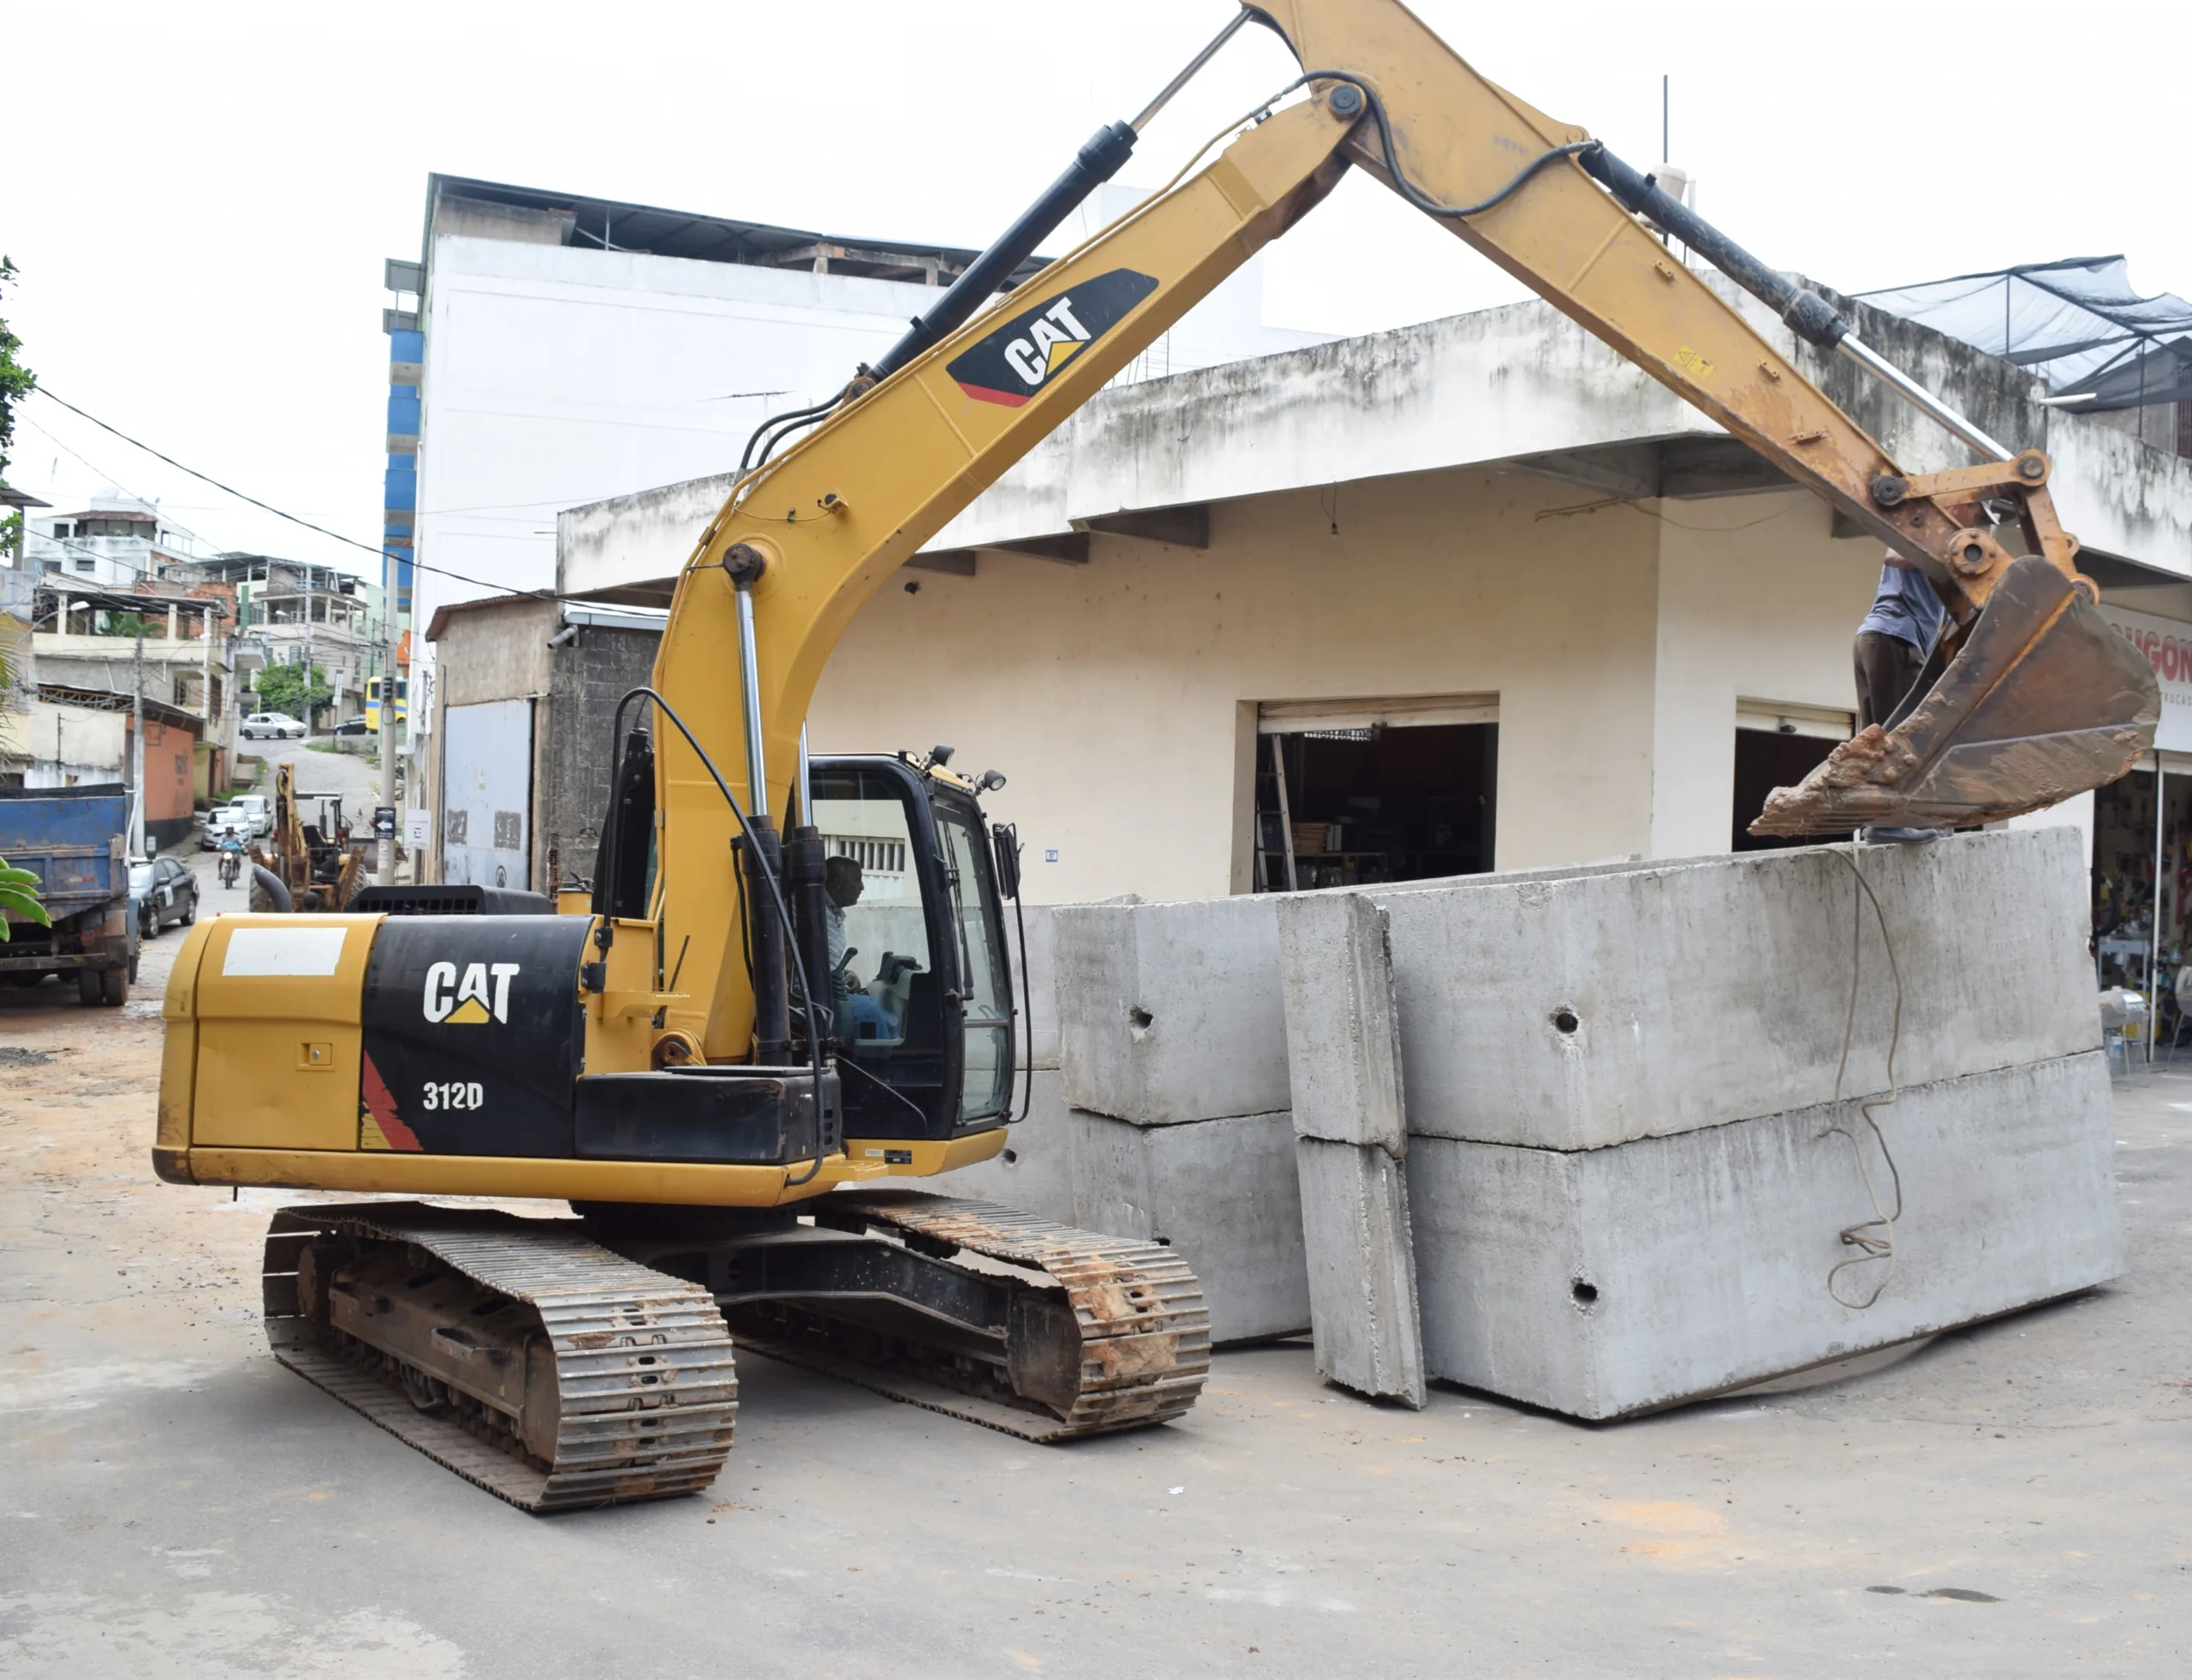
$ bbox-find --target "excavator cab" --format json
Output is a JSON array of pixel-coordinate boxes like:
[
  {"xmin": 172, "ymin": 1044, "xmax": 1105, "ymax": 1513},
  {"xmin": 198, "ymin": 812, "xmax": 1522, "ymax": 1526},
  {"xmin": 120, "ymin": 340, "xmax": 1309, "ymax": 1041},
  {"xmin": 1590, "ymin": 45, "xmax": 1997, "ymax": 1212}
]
[
  {"xmin": 806, "ymin": 754, "xmax": 1018, "ymax": 1139},
  {"xmin": 592, "ymin": 730, "xmax": 1019, "ymax": 1145}
]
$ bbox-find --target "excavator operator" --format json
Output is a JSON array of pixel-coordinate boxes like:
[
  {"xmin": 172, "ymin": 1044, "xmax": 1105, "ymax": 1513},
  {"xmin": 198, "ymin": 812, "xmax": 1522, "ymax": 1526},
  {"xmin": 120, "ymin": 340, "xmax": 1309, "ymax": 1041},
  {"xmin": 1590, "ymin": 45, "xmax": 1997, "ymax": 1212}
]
[{"xmin": 824, "ymin": 855, "xmax": 864, "ymax": 993}]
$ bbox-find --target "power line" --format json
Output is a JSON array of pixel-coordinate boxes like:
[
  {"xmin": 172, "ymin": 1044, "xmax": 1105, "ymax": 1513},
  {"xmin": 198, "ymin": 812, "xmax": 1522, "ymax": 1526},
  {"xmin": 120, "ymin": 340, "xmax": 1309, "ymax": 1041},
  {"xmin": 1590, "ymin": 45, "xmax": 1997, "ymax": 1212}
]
[
  {"xmin": 29, "ymin": 388, "xmax": 554, "ymax": 602},
  {"xmin": 15, "ymin": 413, "xmax": 221, "ymax": 563}
]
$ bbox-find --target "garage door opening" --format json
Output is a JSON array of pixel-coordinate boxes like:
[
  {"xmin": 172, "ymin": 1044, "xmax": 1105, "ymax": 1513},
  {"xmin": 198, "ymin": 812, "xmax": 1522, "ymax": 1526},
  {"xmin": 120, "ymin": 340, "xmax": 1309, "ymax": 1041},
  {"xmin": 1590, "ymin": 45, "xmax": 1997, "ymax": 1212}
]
[
  {"xmin": 1731, "ymin": 699, "xmax": 1851, "ymax": 852},
  {"xmin": 1252, "ymin": 694, "xmax": 1498, "ymax": 891}
]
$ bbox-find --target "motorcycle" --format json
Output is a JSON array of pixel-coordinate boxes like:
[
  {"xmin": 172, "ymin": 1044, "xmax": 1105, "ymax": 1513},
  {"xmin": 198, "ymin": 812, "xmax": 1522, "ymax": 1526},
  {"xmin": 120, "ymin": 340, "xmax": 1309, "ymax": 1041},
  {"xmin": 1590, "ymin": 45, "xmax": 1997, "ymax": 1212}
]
[{"xmin": 218, "ymin": 846, "xmax": 243, "ymax": 890}]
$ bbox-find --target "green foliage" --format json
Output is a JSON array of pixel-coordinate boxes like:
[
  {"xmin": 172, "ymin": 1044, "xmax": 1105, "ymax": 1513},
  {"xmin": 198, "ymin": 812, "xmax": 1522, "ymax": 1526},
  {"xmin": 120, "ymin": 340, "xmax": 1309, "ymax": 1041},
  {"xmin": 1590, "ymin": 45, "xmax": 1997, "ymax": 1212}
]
[
  {"xmin": 254, "ymin": 661, "xmax": 334, "ymax": 723},
  {"xmin": 0, "ymin": 256, "xmax": 33, "ymax": 481},
  {"xmin": 0, "ymin": 856, "xmax": 51, "ymax": 944}
]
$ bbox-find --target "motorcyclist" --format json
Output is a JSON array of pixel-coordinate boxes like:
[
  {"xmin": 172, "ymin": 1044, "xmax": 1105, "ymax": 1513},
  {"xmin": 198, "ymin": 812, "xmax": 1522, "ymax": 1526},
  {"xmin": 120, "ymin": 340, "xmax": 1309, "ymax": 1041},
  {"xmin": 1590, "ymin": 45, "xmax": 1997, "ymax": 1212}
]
[{"xmin": 217, "ymin": 832, "xmax": 246, "ymax": 889}]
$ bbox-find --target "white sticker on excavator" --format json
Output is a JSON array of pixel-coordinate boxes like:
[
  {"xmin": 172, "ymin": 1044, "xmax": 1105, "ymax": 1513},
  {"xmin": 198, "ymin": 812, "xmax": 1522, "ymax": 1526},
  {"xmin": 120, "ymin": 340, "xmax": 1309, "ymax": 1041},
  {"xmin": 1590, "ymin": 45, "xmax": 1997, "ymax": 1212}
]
[{"xmin": 222, "ymin": 926, "xmax": 348, "ymax": 977}]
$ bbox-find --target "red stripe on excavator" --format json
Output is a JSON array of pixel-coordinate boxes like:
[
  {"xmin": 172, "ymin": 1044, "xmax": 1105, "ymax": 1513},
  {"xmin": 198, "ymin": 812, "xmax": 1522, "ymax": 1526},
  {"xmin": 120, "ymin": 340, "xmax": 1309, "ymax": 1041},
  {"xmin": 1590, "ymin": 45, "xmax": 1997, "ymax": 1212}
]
[
  {"xmin": 361, "ymin": 1052, "xmax": 424, "ymax": 1151},
  {"xmin": 956, "ymin": 382, "xmax": 1032, "ymax": 408}
]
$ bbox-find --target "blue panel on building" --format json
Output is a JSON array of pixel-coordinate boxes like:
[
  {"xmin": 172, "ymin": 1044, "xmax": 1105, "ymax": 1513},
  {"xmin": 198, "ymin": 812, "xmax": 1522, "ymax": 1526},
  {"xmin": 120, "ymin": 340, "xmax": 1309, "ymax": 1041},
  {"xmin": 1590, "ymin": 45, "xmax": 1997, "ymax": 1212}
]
[
  {"xmin": 384, "ymin": 463, "xmax": 416, "ymax": 512},
  {"xmin": 389, "ymin": 329, "xmax": 425, "ymax": 366},
  {"xmin": 387, "ymin": 392, "xmax": 420, "ymax": 435}
]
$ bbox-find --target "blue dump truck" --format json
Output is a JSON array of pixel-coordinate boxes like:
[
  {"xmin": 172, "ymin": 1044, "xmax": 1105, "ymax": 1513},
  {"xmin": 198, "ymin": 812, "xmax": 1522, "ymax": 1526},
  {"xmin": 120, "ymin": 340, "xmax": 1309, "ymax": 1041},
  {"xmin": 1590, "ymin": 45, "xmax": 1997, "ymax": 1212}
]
[{"xmin": 0, "ymin": 784, "xmax": 140, "ymax": 1006}]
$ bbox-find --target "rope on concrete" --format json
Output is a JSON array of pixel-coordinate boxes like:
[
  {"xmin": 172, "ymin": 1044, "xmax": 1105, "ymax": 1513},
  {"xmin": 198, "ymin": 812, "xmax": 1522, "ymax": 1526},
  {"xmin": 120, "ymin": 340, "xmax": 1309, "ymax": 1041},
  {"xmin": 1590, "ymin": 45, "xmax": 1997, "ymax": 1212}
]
[{"xmin": 1822, "ymin": 846, "xmax": 1906, "ymax": 1310}]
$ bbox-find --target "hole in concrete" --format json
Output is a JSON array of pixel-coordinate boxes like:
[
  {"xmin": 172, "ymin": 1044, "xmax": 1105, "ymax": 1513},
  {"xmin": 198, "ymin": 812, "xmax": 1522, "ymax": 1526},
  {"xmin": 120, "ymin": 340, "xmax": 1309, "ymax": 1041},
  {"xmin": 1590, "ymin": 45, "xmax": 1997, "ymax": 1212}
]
[
  {"xmin": 1570, "ymin": 1278, "xmax": 1599, "ymax": 1308},
  {"xmin": 1551, "ymin": 1008, "xmax": 1580, "ymax": 1035},
  {"xmin": 1866, "ymin": 1586, "xmax": 1907, "ymax": 1595},
  {"xmin": 1129, "ymin": 1006, "xmax": 1153, "ymax": 1031},
  {"xmin": 1002, "ymin": 1148, "xmax": 1019, "ymax": 1165}
]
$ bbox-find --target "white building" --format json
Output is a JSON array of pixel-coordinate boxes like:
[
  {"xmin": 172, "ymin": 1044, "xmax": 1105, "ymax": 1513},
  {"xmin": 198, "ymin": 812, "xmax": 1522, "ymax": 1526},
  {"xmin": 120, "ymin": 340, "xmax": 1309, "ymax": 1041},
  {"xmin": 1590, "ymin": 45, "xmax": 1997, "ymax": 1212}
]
[
  {"xmin": 557, "ymin": 277, "xmax": 2192, "ymax": 932},
  {"xmin": 395, "ymin": 173, "xmax": 1323, "ymax": 753},
  {"xmin": 401, "ymin": 176, "xmax": 1321, "ymax": 618},
  {"xmin": 23, "ymin": 489, "xmax": 197, "ymax": 590}
]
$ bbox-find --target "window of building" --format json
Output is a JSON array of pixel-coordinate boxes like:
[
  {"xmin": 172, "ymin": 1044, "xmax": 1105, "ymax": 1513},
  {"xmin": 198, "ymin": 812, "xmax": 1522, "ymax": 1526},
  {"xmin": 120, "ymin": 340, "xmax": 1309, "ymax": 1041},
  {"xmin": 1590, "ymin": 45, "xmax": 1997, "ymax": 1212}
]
[
  {"xmin": 1251, "ymin": 695, "xmax": 1498, "ymax": 891},
  {"xmin": 1730, "ymin": 700, "xmax": 1853, "ymax": 852},
  {"xmin": 73, "ymin": 557, "xmax": 96, "ymax": 574}
]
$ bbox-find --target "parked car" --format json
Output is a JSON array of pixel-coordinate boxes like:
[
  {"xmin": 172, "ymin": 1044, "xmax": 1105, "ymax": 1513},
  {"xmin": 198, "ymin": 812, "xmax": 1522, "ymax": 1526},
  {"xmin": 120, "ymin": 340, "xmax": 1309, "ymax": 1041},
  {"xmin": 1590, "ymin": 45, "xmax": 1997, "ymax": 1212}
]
[
  {"xmin": 241, "ymin": 712, "xmax": 307, "ymax": 740},
  {"xmin": 331, "ymin": 716, "xmax": 370, "ymax": 736},
  {"xmin": 128, "ymin": 856, "xmax": 199, "ymax": 938},
  {"xmin": 231, "ymin": 794, "xmax": 273, "ymax": 837},
  {"xmin": 201, "ymin": 804, "xmax": 252, "ymax": 849}
]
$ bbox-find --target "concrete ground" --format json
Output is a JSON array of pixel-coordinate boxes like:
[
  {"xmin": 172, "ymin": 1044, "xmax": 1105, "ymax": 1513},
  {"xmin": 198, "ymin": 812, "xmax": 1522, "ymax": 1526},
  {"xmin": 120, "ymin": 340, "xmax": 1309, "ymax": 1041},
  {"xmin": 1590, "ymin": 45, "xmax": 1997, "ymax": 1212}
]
[
  {"xmin": 246, "ymin": 735, "xmax": 390, "ymax": 810},
  {"xmin": 3, "ymin": 933, "xmax": 2188, "ymax": 1677}
]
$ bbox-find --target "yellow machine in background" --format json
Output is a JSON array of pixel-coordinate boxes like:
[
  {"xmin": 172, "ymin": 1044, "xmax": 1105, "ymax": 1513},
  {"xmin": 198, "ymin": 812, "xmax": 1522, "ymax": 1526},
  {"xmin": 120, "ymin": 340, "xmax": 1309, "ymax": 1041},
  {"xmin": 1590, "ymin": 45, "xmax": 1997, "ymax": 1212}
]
[{"xmin": 154, "ymin": 0, "xmax": 2157, "ymax": 1510}]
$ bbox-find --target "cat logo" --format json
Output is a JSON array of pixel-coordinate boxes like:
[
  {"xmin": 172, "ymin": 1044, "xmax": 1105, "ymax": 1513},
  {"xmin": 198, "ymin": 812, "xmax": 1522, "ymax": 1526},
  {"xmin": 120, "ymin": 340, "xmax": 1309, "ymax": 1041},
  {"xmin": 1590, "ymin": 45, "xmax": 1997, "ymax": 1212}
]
[
  {"xmin": 422, "ymin": 960, "xmax": 521, "ymax": 1026},
  {"xmin": 947, "ymin": 268, "xmax": 1159, "ymax": 408}
]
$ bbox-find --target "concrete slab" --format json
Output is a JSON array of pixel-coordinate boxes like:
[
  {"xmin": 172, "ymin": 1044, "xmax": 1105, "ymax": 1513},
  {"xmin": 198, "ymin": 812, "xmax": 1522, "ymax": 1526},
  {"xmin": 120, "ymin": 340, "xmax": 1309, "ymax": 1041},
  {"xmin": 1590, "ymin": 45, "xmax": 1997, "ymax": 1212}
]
[
  {"xmin": 1373, "ymin": 829, "xmax": 2098, "ymax": 1151},
  {"xmin": 1018, "ymin": 903, "xmax": 1061, "ymax": 1070},
  {"xmin": 1408, "ymin": 1050, "xmax": 2124, "ymax": 1419},
  {"xmin": 937, "ymin": 1069, "xmax": 1078, "ymax": 1225},
  {"xmin": 1278, "ymin": 893, "xmax": 1424, "ymax": 1405},
  {"xmin": 1072, "ymin": 1107, "xmax": 1310, "ymax": 1344},
  {"xmin": 1055, "ymin": 895, "xmax": 1287, "ymax": 1124},
  {"xmin": 1276, "ymin": 893, "xmax": 1406, "ymax": 1152},
  {"xmin": 1294, "ymin": 1138, "xmax": 1426, "ymax": 1408}
]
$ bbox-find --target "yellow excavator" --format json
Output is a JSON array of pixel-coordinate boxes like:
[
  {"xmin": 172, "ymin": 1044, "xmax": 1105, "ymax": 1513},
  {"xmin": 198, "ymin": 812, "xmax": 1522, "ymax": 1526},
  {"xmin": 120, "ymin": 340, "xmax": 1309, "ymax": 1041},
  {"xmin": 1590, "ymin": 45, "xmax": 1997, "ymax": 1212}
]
[{"xmin": 152, "ymin": 0, "xmax": 2157, "ymax": 1510}]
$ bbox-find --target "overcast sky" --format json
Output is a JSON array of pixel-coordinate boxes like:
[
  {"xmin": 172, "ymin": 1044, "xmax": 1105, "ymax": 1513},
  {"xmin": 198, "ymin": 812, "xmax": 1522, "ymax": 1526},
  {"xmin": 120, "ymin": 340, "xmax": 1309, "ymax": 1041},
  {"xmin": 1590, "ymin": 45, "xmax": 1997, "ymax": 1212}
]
[{"xmin": 9, "ymin": 0, "xmax": 2185, "ymax": 578}]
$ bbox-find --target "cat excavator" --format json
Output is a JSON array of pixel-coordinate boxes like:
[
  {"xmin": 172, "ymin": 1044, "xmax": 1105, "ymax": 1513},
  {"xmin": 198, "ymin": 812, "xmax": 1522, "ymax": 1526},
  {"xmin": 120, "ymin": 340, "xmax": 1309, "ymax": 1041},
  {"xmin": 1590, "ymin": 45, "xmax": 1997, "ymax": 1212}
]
[{"xmin": 151, "ymin": 0, "xmax": 2157, "ymax": 1510}]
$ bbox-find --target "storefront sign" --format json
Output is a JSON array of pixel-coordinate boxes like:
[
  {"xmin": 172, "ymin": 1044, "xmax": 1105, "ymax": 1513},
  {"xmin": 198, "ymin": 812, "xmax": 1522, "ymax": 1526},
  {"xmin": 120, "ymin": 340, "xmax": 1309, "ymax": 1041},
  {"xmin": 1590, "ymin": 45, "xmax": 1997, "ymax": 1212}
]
[{"xmin": 2100, "ymin": 605, "xmax": 2192, "ymax": 754}]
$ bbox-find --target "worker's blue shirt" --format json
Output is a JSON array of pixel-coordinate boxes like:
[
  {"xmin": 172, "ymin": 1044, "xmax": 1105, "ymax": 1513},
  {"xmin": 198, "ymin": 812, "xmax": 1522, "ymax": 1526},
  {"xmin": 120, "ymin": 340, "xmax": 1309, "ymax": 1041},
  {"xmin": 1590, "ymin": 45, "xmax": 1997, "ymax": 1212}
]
[{"xmin": 1859, "ymin": 561, "xmax": 1944, "ymax": 652}]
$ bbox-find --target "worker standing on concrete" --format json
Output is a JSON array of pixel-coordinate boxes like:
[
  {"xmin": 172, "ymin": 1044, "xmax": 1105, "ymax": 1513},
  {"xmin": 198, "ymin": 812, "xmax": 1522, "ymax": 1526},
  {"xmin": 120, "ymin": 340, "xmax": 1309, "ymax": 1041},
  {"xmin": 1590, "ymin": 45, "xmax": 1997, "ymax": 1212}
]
[
  {"xmin": 1854, "ymin": 549, "xmax": 1943, "ymax": 732},
  {"xmin": 1851, "ymin": 549, "xmax": 1952, "ymax": 843}
]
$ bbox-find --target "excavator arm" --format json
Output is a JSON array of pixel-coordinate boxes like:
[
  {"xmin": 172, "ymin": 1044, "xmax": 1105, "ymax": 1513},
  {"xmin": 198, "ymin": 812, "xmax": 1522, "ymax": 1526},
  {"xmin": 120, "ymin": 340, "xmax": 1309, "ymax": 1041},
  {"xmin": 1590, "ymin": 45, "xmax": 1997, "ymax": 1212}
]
[{"xmin": 652, "ymin": 0, "xmax": 2155, "ymax": 1063}]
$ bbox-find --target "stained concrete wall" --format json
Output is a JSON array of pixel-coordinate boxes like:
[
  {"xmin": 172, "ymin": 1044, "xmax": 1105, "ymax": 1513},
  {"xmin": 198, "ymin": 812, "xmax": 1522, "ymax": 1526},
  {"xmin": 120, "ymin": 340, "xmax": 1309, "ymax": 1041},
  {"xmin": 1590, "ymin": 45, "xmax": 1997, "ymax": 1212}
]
[
  {"xmin": 561, "ymin": 275, "xmax": 2192, "ymax": 906},
  {"xmin": 806, "ymin": 463, "xmax": 1873, "ymax": 903}
]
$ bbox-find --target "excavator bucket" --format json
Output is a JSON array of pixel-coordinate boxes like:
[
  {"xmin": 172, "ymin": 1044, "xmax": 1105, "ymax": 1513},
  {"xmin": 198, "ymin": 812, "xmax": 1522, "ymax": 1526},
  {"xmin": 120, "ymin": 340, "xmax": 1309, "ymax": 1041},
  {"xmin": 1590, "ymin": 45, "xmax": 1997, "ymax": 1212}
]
[{"xmin": 1751, "ymin": 556, "xmax": 2159, "ymax": 836}]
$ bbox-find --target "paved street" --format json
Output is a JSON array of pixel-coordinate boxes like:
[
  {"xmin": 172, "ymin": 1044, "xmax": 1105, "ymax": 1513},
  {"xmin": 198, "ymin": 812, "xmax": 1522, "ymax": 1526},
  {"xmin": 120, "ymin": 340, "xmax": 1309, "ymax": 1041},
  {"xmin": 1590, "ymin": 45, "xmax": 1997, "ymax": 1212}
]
[
  {"xmin": 2, "ymin": 950, "xmax": 2188, "ymax": 1676},
  {"xmin": 241, "ymin": 735, "xmax": 390, "ymax": 811}
]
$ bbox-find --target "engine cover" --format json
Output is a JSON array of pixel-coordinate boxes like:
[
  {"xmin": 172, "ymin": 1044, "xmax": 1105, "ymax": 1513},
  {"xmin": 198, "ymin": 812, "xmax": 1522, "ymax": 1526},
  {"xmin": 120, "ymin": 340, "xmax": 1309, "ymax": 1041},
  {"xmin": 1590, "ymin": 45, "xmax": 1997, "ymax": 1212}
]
[{"xmin": 358, "ymin": 914, "xmax": 590, "ymax": 1156}]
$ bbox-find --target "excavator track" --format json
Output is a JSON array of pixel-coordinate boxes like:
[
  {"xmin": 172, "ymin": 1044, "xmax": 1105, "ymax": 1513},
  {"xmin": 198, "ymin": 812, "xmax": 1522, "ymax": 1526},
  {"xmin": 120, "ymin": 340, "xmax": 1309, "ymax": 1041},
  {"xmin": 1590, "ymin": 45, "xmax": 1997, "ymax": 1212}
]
[
  {"xmin": 262, "ymin": 1202, "xmax": 738, "ymax": 1513},
  {"xmin": 725, "ymin": 1191, "xmax": 1210, "ymax": 1442}
]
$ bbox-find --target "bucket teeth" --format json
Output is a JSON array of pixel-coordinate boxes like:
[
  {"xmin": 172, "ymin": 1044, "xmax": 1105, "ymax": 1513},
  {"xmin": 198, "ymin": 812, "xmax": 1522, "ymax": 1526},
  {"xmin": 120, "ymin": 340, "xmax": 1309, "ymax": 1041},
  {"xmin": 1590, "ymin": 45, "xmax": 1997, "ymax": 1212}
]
[{"xmin": 1752, "ymin": 556, "xmax": 2158, "ymax": 836}]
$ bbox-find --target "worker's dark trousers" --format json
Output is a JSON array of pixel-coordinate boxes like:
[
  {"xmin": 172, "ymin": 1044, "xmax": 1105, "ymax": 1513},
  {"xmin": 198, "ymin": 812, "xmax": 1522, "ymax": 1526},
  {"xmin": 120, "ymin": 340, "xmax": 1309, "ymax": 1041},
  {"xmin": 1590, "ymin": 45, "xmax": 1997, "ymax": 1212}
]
[{"xmin": 1854, "ymin": 631, "xmax": 1926, "ymax": 732}]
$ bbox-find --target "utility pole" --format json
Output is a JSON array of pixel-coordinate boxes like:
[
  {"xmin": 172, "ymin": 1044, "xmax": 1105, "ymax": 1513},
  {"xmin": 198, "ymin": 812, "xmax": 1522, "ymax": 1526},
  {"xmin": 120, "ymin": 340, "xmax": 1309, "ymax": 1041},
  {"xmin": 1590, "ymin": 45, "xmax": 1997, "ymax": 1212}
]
[
  {"xmin": 129, "ymin": 623, "xmax": 146, "ymax": 857},
  {"xmin": 301, "ymin": 563, "xmax": 314, "ymax": 736},
  {"xmin": 378, "ymin": 601, "xmax": 400, "ymax": 885}
]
